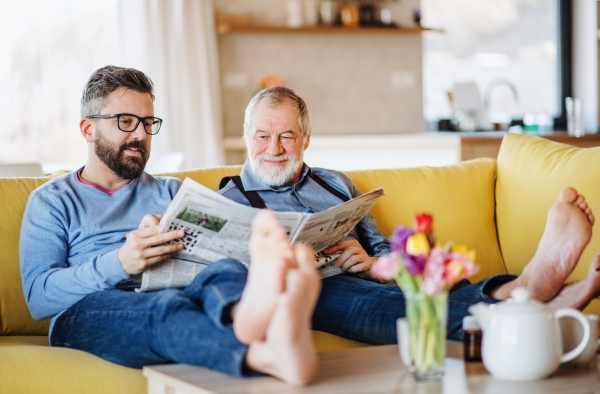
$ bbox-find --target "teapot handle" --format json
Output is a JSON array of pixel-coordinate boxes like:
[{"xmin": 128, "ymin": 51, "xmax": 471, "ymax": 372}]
[{"xmin": 555, "ymin": 308, "xmax": 591, "ymax": 363}]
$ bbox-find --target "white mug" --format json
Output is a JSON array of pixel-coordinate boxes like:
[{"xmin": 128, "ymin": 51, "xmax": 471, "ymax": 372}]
[{"xmin": 561, "ymin": 314, "xmax": 598, "ymax": 368}]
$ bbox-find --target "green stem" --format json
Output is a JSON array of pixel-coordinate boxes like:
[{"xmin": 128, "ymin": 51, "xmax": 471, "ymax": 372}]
[{"xmin": 406, "ymin": 292, "xmax": 447, "ymax": 373}]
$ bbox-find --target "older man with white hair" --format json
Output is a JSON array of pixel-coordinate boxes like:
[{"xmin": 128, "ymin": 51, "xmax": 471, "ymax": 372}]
[{"xmin": 219, "ymin": 86, "xmax": 600, "ymax": 345}]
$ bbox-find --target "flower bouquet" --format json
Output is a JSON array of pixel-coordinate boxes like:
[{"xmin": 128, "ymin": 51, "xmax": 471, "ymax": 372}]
[{"xmin": 372, "ymin": 213, "xmax": 478, "ymax": 381}]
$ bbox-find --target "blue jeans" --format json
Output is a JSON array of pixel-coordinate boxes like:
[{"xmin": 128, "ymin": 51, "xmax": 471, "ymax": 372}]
[
  {"xmin": 52, "ymin": 258, "xmax": 515, "ymax": 374},
  {"xmin": 51, "ymin": 259, "xmax": 250, "ymax": 376},
  {"xmin": 313, "ymin": 273, "xmax": 517, "ymax": 343}
]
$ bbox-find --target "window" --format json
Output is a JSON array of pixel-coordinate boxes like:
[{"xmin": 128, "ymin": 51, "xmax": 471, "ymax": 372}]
[
  {"xmin": 0, "ymin": 0, "xmax": 120, "ymax": 170},
  {"xmin": 421, "ymin": 0, "xmax": 563, "ymax": 130}
]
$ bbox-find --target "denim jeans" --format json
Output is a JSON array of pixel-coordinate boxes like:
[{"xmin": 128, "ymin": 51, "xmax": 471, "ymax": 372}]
[
  {"xmin": 313, "ymin": 273, "xmax": 517, "ymax": 343},
  {"xmin": 51, "ymin": 259, "xmax": 250, "ymax": 376},
  {"xmin": 52, "ymin": 257, "xmax": 516, "ymax": 374}
]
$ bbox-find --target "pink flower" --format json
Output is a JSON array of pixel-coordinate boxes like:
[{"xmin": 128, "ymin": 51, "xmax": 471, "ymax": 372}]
[
  {"xmin": 414, "ymin": 213, "xmax": 433, "ymax": 234},
  {"xmin": 420, "ymin": 247, "xmax": 448, "ymax": 295},
  {"xmin": 443, "ymin": 261, "xmax": 465, "ymax": 286},
  {"xmin": 449, "ymin": 252, "xmax": 478, "ymax": 275},
  {"xmin": 372, "ymin": 252, "xmax": 402, "ymax": 280}
]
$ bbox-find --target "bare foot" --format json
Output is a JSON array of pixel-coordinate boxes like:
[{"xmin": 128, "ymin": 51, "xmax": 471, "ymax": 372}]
[
  {"xmin": 245, "ymin": 243, "xmax": 321, "ymax": 386},
  {"xmin": 548, "ymin": 251, "xmax": 600, "ymax": 310},
  {"xmin": 523, "ymin": 187, "xmax": 594, "ymax": 301},
  {"xmin": 234, "ymin": 211, "xmax": 295, "ymax": 344}
]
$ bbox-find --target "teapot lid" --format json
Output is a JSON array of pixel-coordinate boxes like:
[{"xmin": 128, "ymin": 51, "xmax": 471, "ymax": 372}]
[{"xmin": 494, "ymin": 287, "xmax": 547, "ymax": 314}]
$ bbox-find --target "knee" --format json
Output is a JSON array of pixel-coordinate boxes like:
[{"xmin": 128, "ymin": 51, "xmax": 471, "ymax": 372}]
[
  {"xmin": 202, "ymin": 259, "xmax": 248, "ymax": 277},
  {"xmin": 188, "ymin": 259, "xmax": 248, "ymax": 289},
  {"xmin": 153, "ymin": 289, "xmax": 191, "ymax": 317}
]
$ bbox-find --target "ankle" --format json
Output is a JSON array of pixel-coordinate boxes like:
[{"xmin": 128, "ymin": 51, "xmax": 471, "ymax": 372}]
[{"xmin": 245, "ymin": 342, "xmax": 275, "ymax": 376}]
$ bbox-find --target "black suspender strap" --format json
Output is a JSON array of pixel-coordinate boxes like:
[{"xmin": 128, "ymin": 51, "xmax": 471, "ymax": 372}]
[
  {"xmin": 307, "ymin": 169, "xmax": 374, "ymax": 256},
  {"xmin": 307, "ymin": 168, "xmax": 349, "ymax": 202},
  {"xmin": 219, "ymin": 176, "xmax": 267, "ymax": 209}
]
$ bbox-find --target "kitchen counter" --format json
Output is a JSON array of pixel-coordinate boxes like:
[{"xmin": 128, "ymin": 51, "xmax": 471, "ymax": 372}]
[{"xmin": 224, "ymin": 131, "xmax": 600, "ymax": 170}]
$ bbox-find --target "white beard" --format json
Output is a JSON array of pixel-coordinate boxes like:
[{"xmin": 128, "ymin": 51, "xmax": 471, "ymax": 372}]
[{"xmin": 250, "ymin": 153, "xmax": 303, "ymax": 187}]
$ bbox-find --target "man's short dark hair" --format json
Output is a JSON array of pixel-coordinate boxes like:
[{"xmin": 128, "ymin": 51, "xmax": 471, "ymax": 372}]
[{"xmin": 80, "ymin": 66, "xmax": 154, "ymax": 118}]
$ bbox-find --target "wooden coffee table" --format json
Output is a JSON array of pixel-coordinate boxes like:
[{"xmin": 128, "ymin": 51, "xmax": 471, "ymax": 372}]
[{"xmin": 143, "ymin": 341, "xmax": 600, "ymax": 394}]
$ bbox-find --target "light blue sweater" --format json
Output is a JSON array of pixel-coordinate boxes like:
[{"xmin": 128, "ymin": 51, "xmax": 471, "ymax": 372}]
[{"xmin": 19, "ymin": 169, "xmax": 181, "ymax": 334}]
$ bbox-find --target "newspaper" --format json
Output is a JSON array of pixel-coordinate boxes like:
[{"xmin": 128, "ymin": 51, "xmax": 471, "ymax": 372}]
[{"xmin": 137, "ymin": 178, "xmax": 385, "ymax": 292}]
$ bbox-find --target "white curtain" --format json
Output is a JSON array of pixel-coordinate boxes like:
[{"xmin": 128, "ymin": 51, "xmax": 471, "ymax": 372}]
[{"xmin": 119, "ymin": 0, "xmax": 225, "ymax": 170}]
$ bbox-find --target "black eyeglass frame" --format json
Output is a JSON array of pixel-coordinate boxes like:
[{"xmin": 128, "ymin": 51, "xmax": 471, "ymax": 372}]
[{"xmin": 87, "ymin": 113, "xmax": 163, "ymax": 135}]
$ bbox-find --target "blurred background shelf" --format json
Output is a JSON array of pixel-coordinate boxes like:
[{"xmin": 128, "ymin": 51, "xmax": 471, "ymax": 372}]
[{"xmin": 216, "ymin": 25, "xmax": 440, "ymax": 35}]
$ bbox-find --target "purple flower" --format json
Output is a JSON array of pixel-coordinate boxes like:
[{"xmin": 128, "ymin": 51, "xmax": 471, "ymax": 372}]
[
  {"xmin": 402, "ymin": 251, "xmax": 426, "ymax": 276},
  {"xmin": 390, "ymin": 225, "xmax": 414, "ymax": 252}
]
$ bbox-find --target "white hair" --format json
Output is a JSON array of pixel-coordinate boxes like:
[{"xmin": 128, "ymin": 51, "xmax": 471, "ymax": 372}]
[{"xmin": 243, "ymin": 86, "xmax": 311, "ymax": 140}]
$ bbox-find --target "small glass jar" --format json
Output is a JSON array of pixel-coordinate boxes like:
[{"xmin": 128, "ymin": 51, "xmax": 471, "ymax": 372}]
[{"xmin": 463, "ymin": 315, "xmax": 482, "ymax": 362}]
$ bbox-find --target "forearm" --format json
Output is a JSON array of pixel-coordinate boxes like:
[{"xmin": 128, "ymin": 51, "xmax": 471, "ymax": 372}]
[{"xmin": 22, "ymin": 249, "xmax": 130, "ymax": 320}]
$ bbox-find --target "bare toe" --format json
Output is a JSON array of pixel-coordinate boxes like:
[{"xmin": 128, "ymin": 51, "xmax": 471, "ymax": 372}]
[
  {"xmin": 559, "ymin": 187, "xmax": 579, "ymax": 203},
  {"xmin": 252, "ymin": 210, "xmax": 287, "ymax": 240}
]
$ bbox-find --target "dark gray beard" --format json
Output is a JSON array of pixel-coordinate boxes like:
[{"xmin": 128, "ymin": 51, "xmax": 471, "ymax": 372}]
[{"xmin": 94, "ymin": 132, "xmax": 149, "ymax": 180}]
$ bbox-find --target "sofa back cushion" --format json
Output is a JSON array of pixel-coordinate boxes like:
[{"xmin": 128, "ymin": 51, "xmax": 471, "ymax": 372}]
[
  {"xmin": 0, "ymin": 175, "xmax": 65, "ymax": 335},
  {"xmin": 496, "ymin": 133, "xmax": 600, "ymax": 281},
  {"xmin": 1, "ymin": 159, "xmax": 504, "ymax": 335},
  {"xmin": 345, "ymin": 158, "xmax": 506, "ymax": 282}
]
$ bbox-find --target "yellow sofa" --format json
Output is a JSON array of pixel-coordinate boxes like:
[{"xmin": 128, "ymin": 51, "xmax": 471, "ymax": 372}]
[{"xmin": 1, "ymin": 133, "xmax": 599, "ymax": 393}]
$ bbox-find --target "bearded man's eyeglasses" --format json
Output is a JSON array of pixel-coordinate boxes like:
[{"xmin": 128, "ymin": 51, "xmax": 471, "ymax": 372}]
[{"xmin": 88, "ymin": 113, "xmax": 163, "ymax": 135}]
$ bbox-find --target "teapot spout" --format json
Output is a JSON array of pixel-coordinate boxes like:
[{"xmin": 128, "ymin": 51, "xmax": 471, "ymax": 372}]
[{"xmin": 468, "ymin": 302, "xmax": 491, "ymax": 331}]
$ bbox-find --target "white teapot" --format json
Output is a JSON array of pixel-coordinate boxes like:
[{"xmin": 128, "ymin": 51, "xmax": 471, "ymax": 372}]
[{"xmin": 468, "ymin": 287, "xmax": 590, "ymax": 381}]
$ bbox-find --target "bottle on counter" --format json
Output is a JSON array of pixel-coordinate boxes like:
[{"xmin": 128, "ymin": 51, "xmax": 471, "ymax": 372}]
[
  {"xmin": 286, "ymin": 0, "xmax": 304, "ymax": 28},
  {"xmin": 463, "ymin": 315, "xmax": 482, "ymax": 362},
  {"xmin": 340, "ymin": 2, "xmax": 360, "ymax": 27}
]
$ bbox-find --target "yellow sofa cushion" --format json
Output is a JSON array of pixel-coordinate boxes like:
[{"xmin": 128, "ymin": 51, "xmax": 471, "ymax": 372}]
[
  {"xmin": 158, "ymin": 166, "xmax": 243, "ymax": 191},
  {"xmin": 0, "ymin": 336, "xmax": 146, "ymax": 394},
  {"xmin": 344, "ymin": 158, "xmax": 506, "ymax": 282},
  {"xmin": 496, "ymin": 133, "xmax": 600, "ymax": 315},
  {"xmin": 0, "ymin": 175, "xmax": 69, "ymax": 336}
]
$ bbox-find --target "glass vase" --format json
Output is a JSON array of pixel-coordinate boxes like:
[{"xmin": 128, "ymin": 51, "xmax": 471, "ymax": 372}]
[{"xmin": 404, "ymin": 291, "xmax": 448, "ymax": 381}]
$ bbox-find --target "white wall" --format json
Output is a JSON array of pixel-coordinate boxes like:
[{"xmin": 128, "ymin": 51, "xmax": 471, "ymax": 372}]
[{"xmin": 214, "ymin": 0, "xmax": 425, "ymax": 140}]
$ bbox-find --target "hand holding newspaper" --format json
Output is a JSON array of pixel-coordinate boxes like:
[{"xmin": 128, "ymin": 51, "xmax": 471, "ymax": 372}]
[{"xmin": 137, "ymin": 178, "xmax": 385, "ymax": 292}]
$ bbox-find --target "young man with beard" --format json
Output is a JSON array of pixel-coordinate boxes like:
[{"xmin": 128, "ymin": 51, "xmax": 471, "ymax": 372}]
[
  {"xmin": 20, "ymin": 66, "xmax": 323, "ymax": 386},
  {"xmin": 219, "ymin": 86, "xmax": 600, "ymax": 345}
]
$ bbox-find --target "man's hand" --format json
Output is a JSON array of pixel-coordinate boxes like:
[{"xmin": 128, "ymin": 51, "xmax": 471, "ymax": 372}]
[
  {"xmin": 119, "ymin": 214, "xmax": 184, "ymax": 275},
  {"xmin": 323, "ymin": 240, "xmax": 377, "ymax": 274},
  {"xmin": 139, "ymin": 214, "xmax": 163, "ymax": 229}
]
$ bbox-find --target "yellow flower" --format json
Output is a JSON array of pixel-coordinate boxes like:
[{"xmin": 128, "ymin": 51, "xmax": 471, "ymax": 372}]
[
  {"xmin": 406, "ymin": 233, "xmax": 430, "ymax": 257},
  {"xmin": 452, "ymin": 244, "xmax": 476, "ymax": 262}
]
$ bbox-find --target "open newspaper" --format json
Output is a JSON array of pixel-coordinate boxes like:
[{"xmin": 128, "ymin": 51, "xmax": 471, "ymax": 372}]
[{"xmin": 137, "ymin": 178, "xmax": 385, "ymax": 292}]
